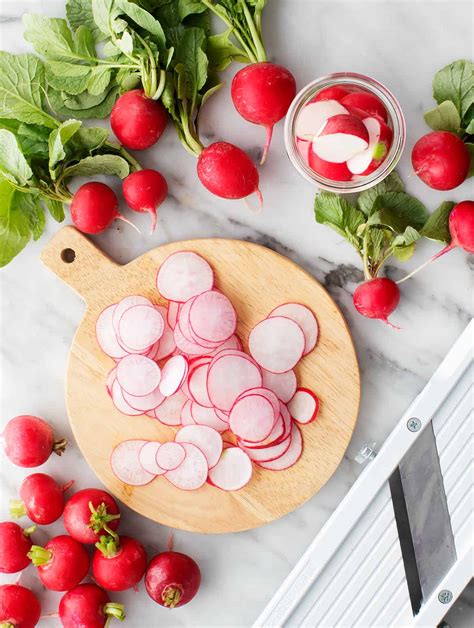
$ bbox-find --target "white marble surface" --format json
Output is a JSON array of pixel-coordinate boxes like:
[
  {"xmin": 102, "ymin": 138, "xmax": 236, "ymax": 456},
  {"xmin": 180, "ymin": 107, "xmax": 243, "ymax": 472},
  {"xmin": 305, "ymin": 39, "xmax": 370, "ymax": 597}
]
[{"xmin": 0, "ymin": 1, "xmax": 473, "ymax": 626}]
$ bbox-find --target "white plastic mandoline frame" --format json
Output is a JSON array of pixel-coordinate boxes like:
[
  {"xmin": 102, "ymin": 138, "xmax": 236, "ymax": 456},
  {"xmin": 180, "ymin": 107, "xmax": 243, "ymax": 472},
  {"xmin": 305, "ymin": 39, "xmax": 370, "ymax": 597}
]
[{"xmin": 254, "ymin": 320, "xmax": 473, "ymax": 628}]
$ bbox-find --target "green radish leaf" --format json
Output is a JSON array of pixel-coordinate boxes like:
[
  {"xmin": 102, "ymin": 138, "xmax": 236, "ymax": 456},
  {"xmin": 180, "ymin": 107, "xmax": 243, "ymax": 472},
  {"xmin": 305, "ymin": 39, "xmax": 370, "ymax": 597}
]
[
  {"xmin": 87, "ymin": 67, "xmax": 113, "ymax": 96},
  {"xmin": 23, "ymin": 14, "xmax": 76, "ymax": 62},
  {"xmin": 0, "ymin": 180, "xmax": 32, "ymax": 267},
  {"xmin": 0, "ymin": 119, "xmax": 20, "ymax": 134},
  {"xmin": 466, "ymin": 143, "xmax": 474, "ymax": 177},
  {"xmin": 17, "ymin": 192, "xmax": 45, "ymax": 241},
  {"xmin": 0, "ymin": 53, "xmax": 57, "ymax": 128},
  {"xmin": 43, "ymin": 197, "xmax": 65, "ymax": 222},
  {"xmin": 115, "ymin": 30, "xmax": 134, "ymax": 55},
  {"xmin": 67, "ymin": 0, "xmax": 106, "ymax": 41},
  {"xmin": 207, "ymin": 28, "xmax": 247, "ymax": 71},
  {"xmin": 73, "ymin": 126, "xmax": 109, "ymax": 153},
  {"xmin": 368, "ymin": 192, "xmax": 428, "ymax": 232},
  {"xmin": 432, "ymin": 59, "xmax": 474, "ymax": 119},
  {"xmin": 176, "ymin": 27, "xmax": 208, "ymax": 101},
  {"xmin": 92, "ymin": 0, "xmax": 122, "ymax": 37},
  {"xmin": 63, "ymin": 154, "xmax": 130, "ymax": 179},
  {"xmin": 75, "ymin": 25, "xmax": 97, "ymax": 57},
  {"xmin": 420, "ymin": 201, "xmax": 455, "ymax": 242},
  {"xmin": 46, "ymin": 61, "xmax": 92, "ymax": 96},
  {"xmin": 48, "ymin": 119, "xmax": 83, "ymax": 179},
  {"xmin": 0, "ymin": 130, "xmax": 33, "ymax": 185},
  {"xmin": 17, "ymin": 124, "xmax": 50, "ymax": 159},
  {"xmin": 178, "ymin": 0, "xmax": 207, "ymax": 20},
  {"xmin": 314, "ymin": 191, "xmax": 365, "ymax": 248},
  {"xmin": 393, "ymin": 242, "xmax": 416, "ymax": 262},
  {"xmin": 118, "ymin": 0, "xmax": 167, "ymax": 52},
  {"xmin": 392, "ymin": 225, "xmax": 420, "ymax": 248},
  {"xmin": 424, "ymin": 100, "xmax": 461, "ymax": 134},
  {"xmin": 47, "ymin": 85, "xmax": 119, "ymax": 119},
  {"xmin": 356, "ymin": 171, "xmax": 405, "ymax": 216}
]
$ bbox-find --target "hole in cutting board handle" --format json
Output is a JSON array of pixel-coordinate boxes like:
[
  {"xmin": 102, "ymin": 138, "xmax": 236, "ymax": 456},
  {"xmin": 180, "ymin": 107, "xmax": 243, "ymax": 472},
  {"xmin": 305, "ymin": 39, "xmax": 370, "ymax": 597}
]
[{"xmin": 61, "ymin": 248, "xmax": 76, "ymax": 264}]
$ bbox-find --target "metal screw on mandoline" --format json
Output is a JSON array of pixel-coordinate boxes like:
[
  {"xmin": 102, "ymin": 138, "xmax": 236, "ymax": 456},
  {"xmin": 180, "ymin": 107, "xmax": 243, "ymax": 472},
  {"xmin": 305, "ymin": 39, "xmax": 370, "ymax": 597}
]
[
  {"xmin": 355, "ymin": 442, "xmax": 377, "ymax": 464},
  {"xmin": 407, "ymin": 417, "xmax": 422, "ymax": 432},
  {"xmin": 438, "ymin": 590, "xmax": 453, "ymax": 604}
]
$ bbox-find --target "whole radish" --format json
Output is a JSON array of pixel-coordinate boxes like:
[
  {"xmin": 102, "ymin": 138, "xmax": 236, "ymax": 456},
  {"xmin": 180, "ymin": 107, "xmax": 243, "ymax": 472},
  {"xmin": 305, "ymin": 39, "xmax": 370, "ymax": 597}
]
[
  {"xmin": 122, "ymin": 169, "xmax": 168, "ymax": 233},
  {"xmin": 146, "ymin": 549, "xmax": 201, "ymax": 608},
  {"xmin": 63, "ymin": 488, "xmax": 120, "ymax": 544},
  {"xmin": 0, "ymin": 521, "xmax": 35, "ymax": 573},
  {"xmin": 111, "ymin": 90, "xmax": 168, "ymax": 150},
  {"xmin": 28, "ymin": 535, "xmax": 89, "ymax": 591},
  {"xmin": 2, "ymin": 415, "xmax": 67, "ymax": 467},
  {"xmin": 412, "ymin": 131, "xmax": 470, "ymax": 190},
  {"xmin": 10, "ymin": 473, "xmax": 73, "ymax": 525},
  {"xmin": 59, "ymin": 584, "xmax": 125, "ymax": 628},
  {"xmin": 353, "ymin": 278, "xmax": 400, "ymax": 328},
  {"xmin": 0, "ymin": 584, "xmax": 41, "ymax": 628},
  {"xmin": 231, "ymin": 62, "xmax": 296, "ymax": 164},
  {"xmin": 197, "ymin": 142, "xmax": 262, "ymax": 203},
  {"xmin": 92, "ymin": 532, "xmax": 147, "ymax": 591},
  {"xmin": 340, "ymin": 91, "xmax": 388, "ymax": 122},
  {"xmin": 71, "ymin": 182, "xmax": 137, "ymax": 235}
]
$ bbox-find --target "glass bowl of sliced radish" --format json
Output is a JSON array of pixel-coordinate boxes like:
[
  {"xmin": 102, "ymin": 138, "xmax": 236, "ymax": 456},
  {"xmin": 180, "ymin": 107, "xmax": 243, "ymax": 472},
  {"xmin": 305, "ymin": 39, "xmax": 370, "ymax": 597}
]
[{"xmin": 284, "ymin": 72, "xmax": 405, "ymax": 191}]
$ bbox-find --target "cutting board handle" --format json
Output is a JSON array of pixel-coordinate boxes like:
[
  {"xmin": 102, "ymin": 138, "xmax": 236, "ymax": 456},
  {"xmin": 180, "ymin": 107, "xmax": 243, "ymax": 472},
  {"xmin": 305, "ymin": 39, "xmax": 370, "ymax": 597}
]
[{"xmin": 40, "ymin": 226, "xmax": 117, "ymax": 302}]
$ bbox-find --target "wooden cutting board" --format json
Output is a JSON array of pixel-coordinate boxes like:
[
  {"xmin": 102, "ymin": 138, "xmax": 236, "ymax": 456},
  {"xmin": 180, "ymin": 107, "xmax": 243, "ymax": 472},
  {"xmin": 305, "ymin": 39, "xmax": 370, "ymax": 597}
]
[{"xmin": 41, "ymin": 226, "xmax": 360, "ymax": 533}]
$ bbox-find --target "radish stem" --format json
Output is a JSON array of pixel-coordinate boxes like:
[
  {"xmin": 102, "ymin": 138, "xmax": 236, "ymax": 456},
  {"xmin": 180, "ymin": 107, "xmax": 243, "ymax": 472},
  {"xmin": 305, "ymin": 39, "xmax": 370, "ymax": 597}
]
[
  {"xmin": 9, "ymin": 500, "xmax": 26, "ymax": 520},
  {"xmin": 396, "ymin": 244, "xmax": 453, "ymax": 284},
  {"xmin": 52, "ymin": 438, "xmax": 68, "ymax": 456},
  {"xmin": 27, "ymin": 545, "xmax": 53, "ymax": 567}
]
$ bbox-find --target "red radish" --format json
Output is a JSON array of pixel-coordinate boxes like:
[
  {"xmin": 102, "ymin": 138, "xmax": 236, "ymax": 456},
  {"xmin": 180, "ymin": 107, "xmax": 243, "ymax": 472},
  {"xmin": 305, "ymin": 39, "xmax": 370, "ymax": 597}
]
[
  {"xmin": 257, "ymin": 423, "xmax": 303, "ymax": 470},
  {"xmin": 71, "ymin": 182, "xmax": 137, "ymax": 234},
  {"xmin": 10, "ymin": 473, "xmax": 72, "ymax": 524},
  {"xmin": 0, "ymin": 584, "xmax": 41, "ymax": 628},
  {"xmin": 157, "ymin": 251, "xmax": 214, "ymax": 303},
  {"xmin": 111, "ymin": 439, "xmax": 156, "ymax": 486},
  {"xmin": 2, "ymin": 414, "xmax": 67, "ymax": 467},
  {"xmin": 28, "ymin": 535, "xmax": 89, "ymax": 591},
  {"xmin": 145, "ymin": 548, "xmax": 201, "ymax": 608},
  {"xmin": 231, "ymin": 62, "xmax": 297, "ymax": 164},
  {"xmin": 208, "ymin": 447, "xmax": 252, "ymax": 491},
  {"xmin": 311, "ymin": 86, "xmax": 352, "ymax": 102},
  {"xmin": 295, "ymin": 100, "xmax": 348, "ymax": 140},
  {"xmin": 0, "ymin": 521, "xmax": 35, "ymax": 573},
  {"xmin": 59, "ymin": 584, "xmax": 126, "ymax": 628},
  {"xmin": 347, "ymin": 116, "xmax": 393, "ymax": 175},
  {"xmin": 156, "ymin": 442, "xmax": 186, "ymax": 471},
  {"xmin": 111, "ymin": 90, "xmax": 167, "ymax": 150},
  {"xmin": 164, "ymin": 443, "xmax": 208, "ymax": 490},
  {"xmin": 269, "ymin": 303, "xmax": 318, "ymax": 355},
  {"xmin": 93, "ymin": 534, "xmax": 147, "ymax": 592},
  {"xmin": 122, "ymin": 169, "xmax": 168, "ymax": 233},
  {"xmin": 411, "ymin": 131, "xmax": 470, "ymax": 190},
  {"xmin": 288, "ymin": 388, "xmax": 319, "ymax": 424},
  {"xmin": 312, "ymin": 114, "xmax": 369, "ymax": 163},
  {"xmin": 249, "ymin": 316, "xmax": 305, "ymax": 373},
  {"xmin": 340, "ymin": 91, "xmax": 388, "ymax": 122},
  {"xmin": 175, "ymin": 425, "xmax": 223, "ymax": 468},
  {"xmin": 197, "ymin": 142, "xmax": 262, "ymax": 203},
  {"xmin": 353, "ymin": 278, "xmax": 400, "ymax": 327},
  {"xmin": 63, "ymin": 488, "xmax": 120, "ymax": 544},
  {"xmin": 308, "ymin": 151, "xmax": 353, "ymax": 181}
]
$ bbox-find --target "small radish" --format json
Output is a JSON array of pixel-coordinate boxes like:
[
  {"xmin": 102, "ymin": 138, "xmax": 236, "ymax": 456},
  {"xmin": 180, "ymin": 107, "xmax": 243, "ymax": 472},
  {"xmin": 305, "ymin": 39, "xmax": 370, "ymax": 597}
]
[
  {"xmin": 312, "ymin": 114, "xmax": 369, "ymax": 163},
  {"xmin": 308, "ymin": 151, "xmax": 353, "ymax": 181},
  {"xmin": 0, "ymin": 521, "xmax": 35, "ymax": 573},
  {"xmin": 71, "ymin": 182, "xmax": 137, "ymax": 234},
  {"xmin": 340, "ymin": 91, "xmax": 388, "ymax": 122},
  {"xmin": 295, "ymin": 100, "xmax": 348, "ymax": 141},
  {"xmin": 311, "ymin": 86, "xmax": 352, "ymax": 103},
  {"xmin": 411, "ymin": 131, "xmax": 470, "ymax": 190},
  {"xmin": 59, "ymin": 584, "xmax": 126, "ymax": 628},
  {"xmin": 0, "ymin": 584, "xmax": 41, "ymax": 628},
  {"xmin": 145, "ymin": 541, "xmax": 201, "ymax": 608},
  {"xmin": 10, "ymin": 473, "xmax": 73, "ymax": 525},
  {"xmin": 111, "ymin": 89, "xmax": 168, "ymax": 150},
  {"xmin": 2, "ymin": 415, "xmax": 67, "ymax": 467},
  {"xmin": 122, "ymin": 168, "xmax": 168, "ymax": 233},
  {"xmin": 347, "ymin": 116, "xmax": 393, "ymax": 175},
  {"xmin": 92, "ymin": 532, "xmax": 147, "ymax": 591},
  {"xmin": 353, "ymin": 278, "xmax": 400, "ymax": 327},
  {"xmin": 28, "ymin": 535, "xmax": 89, "ymax": 591},
  {"xmin": 231, "ymin": 62, "xmax": 297, "ymax": 164},
  {"xmin": 63, "ymin": 488, "xmax": 120, "ymax": 544},
  {"xmin": 197, "ymin": 142, "xmax": 262, "ymax": 203}
]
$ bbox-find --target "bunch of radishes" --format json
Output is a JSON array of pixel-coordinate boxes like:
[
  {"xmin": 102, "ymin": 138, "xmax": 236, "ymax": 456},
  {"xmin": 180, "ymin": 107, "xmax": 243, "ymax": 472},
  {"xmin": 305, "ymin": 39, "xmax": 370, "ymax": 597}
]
[
  {"xmin": 295, "ymin": 86, "xmax": 393, "ymax": 181},
  {"xmin": 0, "ymin": 415, "xmax": 201, "ymax": 627}
]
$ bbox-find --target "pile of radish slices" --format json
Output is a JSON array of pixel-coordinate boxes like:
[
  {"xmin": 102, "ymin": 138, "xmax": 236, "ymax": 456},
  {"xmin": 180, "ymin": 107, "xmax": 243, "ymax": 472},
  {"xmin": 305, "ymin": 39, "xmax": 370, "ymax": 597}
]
[
  {"xmin": 96, "ymin": 251, "xmax": 320, "ymax": 492},
  {"xmin": 295, "ymin": 85, "xmax": 393, "ymax": 181}
]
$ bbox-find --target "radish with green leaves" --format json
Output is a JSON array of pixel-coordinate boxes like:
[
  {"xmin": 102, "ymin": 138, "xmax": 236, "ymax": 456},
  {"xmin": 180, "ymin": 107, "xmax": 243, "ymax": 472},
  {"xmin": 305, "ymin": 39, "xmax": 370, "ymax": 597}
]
[
  {"xmin": 71, "ymin": 182, "xmax": 137, "ymax": 234},
  {"xmin": 63, "ymin": 488, "xmax": 120, "ymax": 544},
  {"xmin": 59, "ymin": 584, "xmax": 126, "ymax": 628},
  {"xmin": 111, "ymin": 90, "xmax": 168, "ymax": 150},
  {"xmin": 122, "ymin": 169, "xmax": 168, "ymax": 233},
  {"xmin": 10, "ymin": 473, "xmax": 73, "ymax": 525},
  {"xmin": 0, "ymin": 584, "xmax": 41, "ymax": 628},
  {"xmin": 0, "ymin": 521, "xmax": 35, "ymax": 573},
  {"xmin": 2, "ymin": 415, "xmax": 67, "ymax": 468},
  {"xmin": 28, "ymin": 535, "xmax": 89, "ymax": 591}
]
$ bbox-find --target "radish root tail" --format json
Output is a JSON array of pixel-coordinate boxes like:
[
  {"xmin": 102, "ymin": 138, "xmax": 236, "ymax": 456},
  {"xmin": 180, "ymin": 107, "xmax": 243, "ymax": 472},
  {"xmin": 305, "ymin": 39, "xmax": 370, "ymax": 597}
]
[
  {"xmin": 260, "ymin": 125, "xmax": 274, "ymax": 165},
  {"xmin": 397, "ymin": 243, "xmax": 454, "ymax": 284}
]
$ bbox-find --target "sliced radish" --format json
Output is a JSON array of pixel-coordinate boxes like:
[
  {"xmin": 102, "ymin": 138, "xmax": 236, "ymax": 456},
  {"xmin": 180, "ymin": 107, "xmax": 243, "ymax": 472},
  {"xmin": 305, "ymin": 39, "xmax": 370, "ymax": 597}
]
[
  {"xmin": 189, "ymin": 290, "xmax": 237, "ymax": 343},
  {"xmin": 312, "ymin": 114, "xmax": 369, "ymax": 163},
  {"xmin": 153, "ymin": 305, "xmax": 176, "ymax": 360},
  {"xmin": 116, "ymin": 354, "xmax": 161, "ymax": 397},
  {"xmin": 209, "ymin": 334, "xmax": 242, "ymax": 355},
  {"xmin": 159, "ymin": 355, "xmax": 189, "ymax": 397},
  {"xmin": 288, "ymin": 388, "xmax": 319, "ymax": 424},
  {"xmin": 110, "ymin": 440, "xmax": 155, "ymax": 485},
  {"xmin": 347, "ymin": 116, "xmax": 393, "ymax": 175},
  {"xmin": 208, "ymin": 448, "xmax": 252, "ymax": 491},
  {"xmin": 106, "ymin": 367, "xmax": 117, "ymax": 397},
  {"xmin": 175, "ymin": 425, "xmax": 223, "ymax": 468},
  {"xmin": 188, "ymin": 362, "xmax": 213, "ymax": 408},
  {"xmin": 165, "ymin": 443, "xmax": 208, "ymax": 490},
  {"xmin": 340, "ymin": 91, "xmax": 388, "ymax": 122},
  {"xmin": 229, "ymin": 394, "xmax": 276, "ymax": 443},
  {"xmin": 112, "ymin": 295, "xmax": 151, "ymax": 333},
  {"xmin": 239, "ymin": 412, "xmax": 285, "ymax": 449},
  {"xmin": 269, "ymin": 303, "xmax": 319, "ymax": 355},
  {"xmin": 156, "ymin": 442, "xmax": 186, "ymax": 471},
  {"xmin": 295, "ymin": 100, "xmax": 348, "ymax": 140},
  {"xmin": 279, "ymin": 402, "xmax": 292, "ymax": 441},
  {"xmin": 261, "ymin": 369, "xmax": 297, "ymax": 403},
  {"xmin": 111, "ymin": 380, "xmax": 143, "ymax": 416},
  {"xmin": 207, "ymin": 353, "xmax": 263, "ymax": 411},
  {"xmin": 174, "ymin": 325, "xmax": 212, "ymax": 356},
  {"xmin": 123, "ymin": 385, "xmax": 165, "ymax": 412},
  {"xmin": 139, "ymin": 441, "xmax": 166, "ymax": 475},
  {"xmin": 308, "ymin": 151, "xmax": 353, "ymax": 181},
  {"xmin": 236, "ymin": 387, "xmax": 280, "ymax": 419},
  {"xmin": 157, "ymin": 251, "xmax": 214, "ymax": 302},
  {"xmin": 167, "ymin": 302, "xmax": 180, "ymax": 329},
  {"xmin": 311, "ymin": 86, "xmax": 352, "ymax": 103},
  {"xmin": 180, "ymin": 399, "xmax": 195, "ymax": 426},
  {"xmin": 191, "ymin": 403, "xmax": 229, "ymax": 433},
  {"xmin": 118, "ymin": 304, "xmax": 164, "ymax": 353},
  {"xmin": 96, "ymin": 305, "xmax": 128, "ymax": 360},
  {"xmin": 240, "ymin": 432, "xmax": 291, "ymax": 462},
  {"xmin": 249, "ymin": 316, "xmax": 305, "ymax": 374},
  {"xmin": 215, "ymin": 408, "xmax": 230, "ymax": 423},
  {"xmin": 153, "ymin": 390, "xmax": 187, "ymax": 426},
  {"xmin": 257, "ymin": 424, "xmax": 303, "ymax": 470}
]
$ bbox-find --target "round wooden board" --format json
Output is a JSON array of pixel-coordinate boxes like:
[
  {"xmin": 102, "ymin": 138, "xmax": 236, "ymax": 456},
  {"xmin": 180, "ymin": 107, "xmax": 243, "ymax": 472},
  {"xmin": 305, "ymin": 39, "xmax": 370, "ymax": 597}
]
[{"xmin": 41, "ymin": 227, "xmax": 360, "ymax": 533}]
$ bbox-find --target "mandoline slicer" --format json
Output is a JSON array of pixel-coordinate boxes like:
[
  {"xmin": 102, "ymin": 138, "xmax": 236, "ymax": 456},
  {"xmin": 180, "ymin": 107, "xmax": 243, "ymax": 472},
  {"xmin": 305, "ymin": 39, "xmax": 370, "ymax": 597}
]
[{"xmin": 254, "ymin": 320, "xmax": 473, "ymax": 628}]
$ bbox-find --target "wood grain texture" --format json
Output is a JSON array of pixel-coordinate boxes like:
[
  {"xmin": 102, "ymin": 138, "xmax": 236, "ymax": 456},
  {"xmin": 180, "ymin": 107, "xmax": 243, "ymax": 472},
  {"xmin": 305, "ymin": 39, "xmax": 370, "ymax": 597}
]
[{"xmin": 41, "ymin": 226, "xmax": 360, "ymax": 533}]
